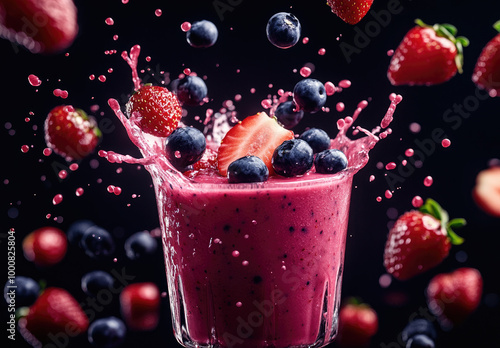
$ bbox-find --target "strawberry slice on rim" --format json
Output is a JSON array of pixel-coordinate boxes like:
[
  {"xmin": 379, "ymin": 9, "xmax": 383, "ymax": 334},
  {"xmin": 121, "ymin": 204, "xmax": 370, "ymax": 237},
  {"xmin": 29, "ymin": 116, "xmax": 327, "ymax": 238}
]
[{"xmin": 217, "ymin": 112, "xmax": 294, "ymax": 177}]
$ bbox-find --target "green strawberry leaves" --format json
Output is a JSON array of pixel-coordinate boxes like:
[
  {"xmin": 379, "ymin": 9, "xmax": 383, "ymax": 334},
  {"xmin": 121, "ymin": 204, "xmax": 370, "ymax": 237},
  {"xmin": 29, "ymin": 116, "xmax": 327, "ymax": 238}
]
[
  {"xmin": 415, "ymin": 19, "xmax": 469, "ymax": 74},
  {"xmin": 419, "ymin": 198, "xmax": 465, "ymax": 246},
  {"xmin": 493, "ymin": 20, "xmax": 500, "ymax": 33}
]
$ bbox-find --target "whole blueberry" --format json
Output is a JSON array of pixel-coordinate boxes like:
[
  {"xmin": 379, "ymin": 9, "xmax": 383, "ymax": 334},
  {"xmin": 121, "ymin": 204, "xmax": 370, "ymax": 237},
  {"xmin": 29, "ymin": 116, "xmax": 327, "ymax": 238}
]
[
  {"xmin": 299, "ymin": 128, "xmax": 331, "ymax": 153},
  {"xmin": 186, "ymin": 20, "xmax": 218, "ymax": 48},
  {"xmin": 266, "ymin": 12, "xmax": 301, "ymax": 49},
  {"xmin": 293, "ymin": 78, "xmax": 327, "ymax": 113},
  {"xmin": 4, "ymin": 276, "xmax": 40, "ymax": 307},
  {"xmin": 81, "ymin": 271, "xmax": 115, "ymax": 297},
  {"xmin": 406, "ymin": 334, "xmax": 435, "ymax": 348},
  {"xmin": 165, "ymin": 127, "xmax": 206, "ymax": 171},
  {"xmin": 81, "ymin": 226, "xmax": 115, "ymax": 259},
  {"xmin": 401, "ymin": 319, "xmax": 437, "ymax": 342},
  {"xmin": 171, "ymin": 75, "xmax": 208, "ymax": 106},
  {"xmin": 275, "ymin": 101, "xmax": 304, "ymax": 129},
  {"xmin": 88, "ymin": 317, "xmax": 126, "ymax": 348},
  {"xmin": 314, "ymin": 149, "xmax": 348, "ymax": 174},
  {"xmin": 227, "ymin": 156, "xmax": 269, "ymax": 183},
  {"xmin": 124, "ymin": 231, "xmax": 158, "ymax": 260},
  {"xmin": 67, "ymin": 219, "xmax": 96, "ymax": 247},
  {"xmin": 272, "ymin": 139, "xmax": 314, "ymax": 177}
]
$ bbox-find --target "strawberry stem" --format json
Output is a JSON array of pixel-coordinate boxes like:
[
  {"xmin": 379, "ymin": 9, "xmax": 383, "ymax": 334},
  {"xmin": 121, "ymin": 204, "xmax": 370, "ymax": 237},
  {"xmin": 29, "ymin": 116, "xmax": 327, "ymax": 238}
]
[
  {"xmin": 419, "ymin": 198, "xmax": 465, "ymax": 245},
  {"xmin": 414, "ymin": 19, "xmax": 469, "ymax": 74},
  {"xmin": 494, "ymin": 20, "xmax": 500, "ymax": 33}
]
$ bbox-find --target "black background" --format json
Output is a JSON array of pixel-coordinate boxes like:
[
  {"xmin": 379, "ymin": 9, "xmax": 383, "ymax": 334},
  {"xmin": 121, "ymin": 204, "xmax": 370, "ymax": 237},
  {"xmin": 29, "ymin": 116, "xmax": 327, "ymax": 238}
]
[{"xmin": 2, "ymin": 0, "xmax": 500, "ymax": 347}]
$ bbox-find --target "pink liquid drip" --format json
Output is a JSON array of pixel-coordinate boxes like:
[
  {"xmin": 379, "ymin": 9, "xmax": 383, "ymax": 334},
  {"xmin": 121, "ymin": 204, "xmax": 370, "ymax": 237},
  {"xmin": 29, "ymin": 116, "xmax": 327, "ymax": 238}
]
[
  {"xmin": 423, "ymin": 176, "xmax": 433, "ymax": 187},
  {"xmin": 380, "ymin": 93, "xmax": 403, "ymax": 129},
  {"xmin": 105, "ymin": 17, "xmax": 114, "ymax": 25},
  {"xmin": 441, "ymin": 138, "xmax": 451, "ymax": 148},
  {"xmin": 53, "ymin": 89, "xmax": 69, "ymax": 99},
  {"xmin": 338, "ymin": 80, "xmax": 351, "ymax": 88},
  {"xmin": 300, "ymin": 66, "xmax": 312, "ymax": 77},
  {"xmin": 181, "ymin": 22, "xmax": 191, "ymax": 32},
  {"xmin": 69, "ymin": 163, "xmax": 79, "ymax": 171},
  {"xmin": 412, "ymin": 196, "xmax": 424, "ymax": 208},
  {"xmin": 43, "ymin": 148, "xmax": 52, "ymax": 156},
  {"xmin": 318, "ymin": 48, "xmax": 326, "ymax": 56},
  {"xmin": 28, "ymin": 74, "xmax": 42, "ymax": 86},
  {"xmin": 58, "ymin": 170, "xmax": 68, "ymax": 179},
  {"xmin": 52, "ymin": 194, "xmax": 63, "ymax": 205},
  {"xmin": 385, "ymin": 190, "xmax": 393, "ymax": 199},
  {"xmin": 385, "ymin": 162, "xmax": 396, "ymax": 170},
  {"xmin": 155, "ymin": 9, "xmax": 163, "ymax": 17},
  {"xmin": 76, "ymin": 187, "xmax": 84, "ymax": 196},
  {"xmin": 21, "ymin": 145, "xmax": 29, "ymax": 153},
  {"xmin": 405, "ymin": 148, "xmax": 414, "ymax": 157},
  {"xmin": 325, "ymin": 81, "xmax": 335, "ymax": 96},
  {"xmin": 121, "ymin": 45, "xmax": 142, "ymax": 91}
]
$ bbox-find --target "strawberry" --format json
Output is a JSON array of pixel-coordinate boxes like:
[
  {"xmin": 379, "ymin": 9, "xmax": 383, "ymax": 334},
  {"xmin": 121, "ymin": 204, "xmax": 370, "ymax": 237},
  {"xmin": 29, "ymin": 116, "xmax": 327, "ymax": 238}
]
[
  {"xmin": 22, "ymin": 287, "xmax": 89, "ymax": 344},
  {"xmin": 337, "ymin": 298, "xmax": 378, "ymax": 347},
  {"xmin": 125, "ymin": 84, "xmax": 182, "ymax": 137},
  {"xmin": 388, "ymin": 19, "xmax": 469, "ymax": 86},
  {"xmin": 472, "ymin": 166, "xmax": 500, "ymax": 217},
  {"xmin": 383, "ymin": 199, "xmax": 465, "ymax": 281},
  {"xmin": 326, "ymin": 0, "xmax": 374, "ymax": 25},
  {"xmin": 120, "ymin": 282, "xmax": 160, "ymax": 331},
  {"xmin": 0, "ymin": 0, "xmax": 78, "ymax": 54},
  {"xmin": 44, "ymin": 105, "xmax": 102, "ymax": 161},
  {"xmin": 472, "ymin": 21, "xmax": 500, "ymax": 97},
  {"xmin": 217, "ymin": 112, "xmax": 294, "ymax": 177},
  {"xmin": 23, "ymin": 226, "xmax": 67, "ymax": 267},
  {"xmin": 426, "ymin": 267, "xmax": 483, "ymax": 328}
]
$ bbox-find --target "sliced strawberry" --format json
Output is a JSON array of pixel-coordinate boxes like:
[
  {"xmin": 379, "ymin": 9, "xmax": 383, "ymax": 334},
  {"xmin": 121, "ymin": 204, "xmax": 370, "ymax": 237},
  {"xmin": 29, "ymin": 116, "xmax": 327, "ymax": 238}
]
[
  {"xmin": 125, "ymin": 84, "xmax": 182, "ymax": 137},
  {"xmin": 473, "ymin": 166, "xmax": 500, "ymax": 217},
  {"xmin": 217, "ymin": 112, "xmax": 294, "ymax": 177}
]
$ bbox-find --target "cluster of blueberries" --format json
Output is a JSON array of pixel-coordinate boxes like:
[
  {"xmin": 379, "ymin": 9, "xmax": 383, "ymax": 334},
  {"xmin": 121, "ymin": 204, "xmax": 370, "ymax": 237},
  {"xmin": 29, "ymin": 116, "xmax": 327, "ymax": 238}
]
[
  {"xmin": 402, "ymin": 318, "xmax": 438, "ymax": 348},
  {"xmin": 165, "ymin": 126, "xmax": 347, "ymax": 184},
  {"xmin": 4, "ymin": 220, "xmax": 159, "ymax": 346}
]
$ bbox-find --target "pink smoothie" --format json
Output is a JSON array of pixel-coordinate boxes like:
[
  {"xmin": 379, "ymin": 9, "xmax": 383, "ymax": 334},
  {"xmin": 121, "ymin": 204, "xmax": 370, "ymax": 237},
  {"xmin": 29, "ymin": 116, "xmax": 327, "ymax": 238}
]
[{"xmin": 100, "ymin": 46, "xmax": 402, "ymax": 348}]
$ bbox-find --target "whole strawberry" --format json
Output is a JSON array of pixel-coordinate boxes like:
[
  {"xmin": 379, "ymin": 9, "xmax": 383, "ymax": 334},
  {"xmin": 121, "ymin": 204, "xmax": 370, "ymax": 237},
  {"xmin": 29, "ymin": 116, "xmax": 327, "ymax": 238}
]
[
  {"xmin": 23, "ymin": 226, "xmax": 67, "ymax": 267},
  {"xmin": 0, "ymin": 0, "xmax": 78, "ymax": 53},
  {"xmin": 125, "ymin": 84, "xmax": 182, "ymax": 137},
  {"xmin": 326, "ymin": 0, "xmax": 374, "ymax": 25},
  {"xmin": 426, "ymin": 267, "xmax": 483, "ymax": 329},
  {"xmin": 388, "ymin": 19, "xmax": 469, "ymax": 86},
  {"xmin": 337, "ymin": 298, "xmax": 378, "ymax": 347},
  {"xmin": 22, "ymin": 287, "xmax": 89, "ymax": 344},
  {"xmin": 383, "ymin": 199, "xmax": 465, "ymax": 280},
  {"xmin": 44, "ymin": 105, "xmax": 102, "ymax": 161},
  {"xmin": 472, "ymin": 21, "xmax": 500, "ymax": 97}
]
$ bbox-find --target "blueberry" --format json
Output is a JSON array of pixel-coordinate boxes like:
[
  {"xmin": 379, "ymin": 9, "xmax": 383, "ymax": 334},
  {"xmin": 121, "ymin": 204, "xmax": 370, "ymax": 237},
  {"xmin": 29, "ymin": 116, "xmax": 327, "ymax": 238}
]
[
  {"xmin": 67, "ymin": 219, "xmax": 96, "ymax": 247},
  {"xmin": 171, "ymin": 75, "xmax": 208, "ymax": 106},
  {"xmin": 275, "ymin": 101, "xmax": 304, "ymax": 129},
  {"xmin": 81, "ymin": 226, "xmax": 115, "ymax": 259},
  {"xmin": 124, "ymin": 231, "xmax": 158, "ymax": 260},
  {"xmin": 186, "ymin": 20, "xmax": 218, "ymax": 48},
  {"xmin": 406, "ymin": 334, "xmax": 435, "ymax": 348},
  {"xmin": 227, "ymin": 156, "xmax": 269, "ymax": 183},
  {"xmin": 299, "ymin": 128, "xmax": 331, "ymax": 153},
  {"xmin": 88, "ymin": 317, "xmax": 126, "ymax": 348},
  {"xmin": 165, "ymin": 127, "xmax": 206, "ymax": 171},
  {"xmin": 272, "ymin": 139, "xmax": 314, "ymax": 177},
  {"xmin": 314, "ymin": 149, "xmax": 348, "ymax": 174},
  {"xmin": 266, "ymin": 12, "xmax": 301, "ymax": 49},
  {"xmin": 293, "ymin": 78, "xmax": 327, "ymax": 113},
  {"xmin": 401, "ymin": 319, "xmax": 437, "ymax": 342},
  {"xmin": 4, "ymin": 276, "xmax": 40, "ymax": 307},
  {"xmin": 81, "ymin": 271, "xmax": 115, "ymax": 297}
]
